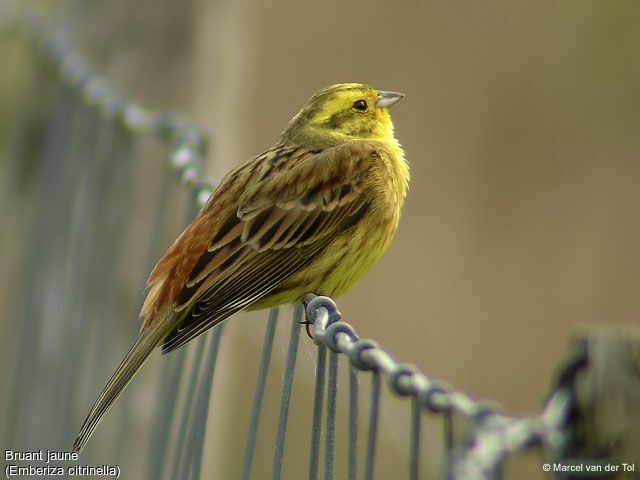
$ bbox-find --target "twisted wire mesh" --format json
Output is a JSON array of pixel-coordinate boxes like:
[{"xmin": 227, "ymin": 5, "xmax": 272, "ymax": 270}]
[{"xmin": 303, "ymin": 294, "xmax": 573, "ymax": 480}]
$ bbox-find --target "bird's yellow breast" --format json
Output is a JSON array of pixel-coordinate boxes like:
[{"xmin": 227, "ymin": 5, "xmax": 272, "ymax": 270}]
[{"xmin": 248, "ymin": 142, "xmax": 408, "ymax": 309}]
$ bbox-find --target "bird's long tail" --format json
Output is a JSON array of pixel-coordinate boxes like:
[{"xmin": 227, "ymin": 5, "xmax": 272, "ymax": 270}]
[{"xmin": 72, "ymin": 316, "xmax": 177, "ymax": 453}]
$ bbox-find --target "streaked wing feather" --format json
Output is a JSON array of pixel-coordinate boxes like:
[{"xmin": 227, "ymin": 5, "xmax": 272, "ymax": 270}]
[{"xmin": 161, "ymin": 142, "xmax": 378, "ymax": 353}]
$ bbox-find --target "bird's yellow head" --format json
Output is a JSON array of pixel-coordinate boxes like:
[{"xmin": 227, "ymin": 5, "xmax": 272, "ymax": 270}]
[{"xmin": 281, "ymin": 83, "xmax": 404, "ymax": 148}]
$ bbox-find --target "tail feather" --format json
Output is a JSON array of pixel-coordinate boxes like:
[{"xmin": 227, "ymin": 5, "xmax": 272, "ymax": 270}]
[{"xmin": 72, "ymin": 318, "xmax": 176, "ymax": 453}]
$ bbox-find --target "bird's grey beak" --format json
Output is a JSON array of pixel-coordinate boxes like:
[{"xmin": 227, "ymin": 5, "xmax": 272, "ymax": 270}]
[{"xmin": 375, "ymin": 90, "xmax": 405, "ymax": 108}]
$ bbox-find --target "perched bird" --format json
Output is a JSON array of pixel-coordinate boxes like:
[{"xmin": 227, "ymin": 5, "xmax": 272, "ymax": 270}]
[{"xmin": 73, "ymin": 83, "xmax": 409, "ymax": 452}]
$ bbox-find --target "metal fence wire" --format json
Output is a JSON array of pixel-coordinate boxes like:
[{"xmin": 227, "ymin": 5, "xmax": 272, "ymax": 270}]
[{"xmin": 2, "ymin": 7, "xmax": 639, "ymax": 480}]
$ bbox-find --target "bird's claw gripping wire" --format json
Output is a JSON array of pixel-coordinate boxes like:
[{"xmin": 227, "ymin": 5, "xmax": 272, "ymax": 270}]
[
  {"xmin": 299, "ymin": 296, "xmax": 316, "ymax": 339},
  {"xmin": 299, "ymin": 309, "xmax": 314, "ymax": 339},
  {"xmin": 300, "ymin": 294, "xmax": 342, "ymax": 340}
]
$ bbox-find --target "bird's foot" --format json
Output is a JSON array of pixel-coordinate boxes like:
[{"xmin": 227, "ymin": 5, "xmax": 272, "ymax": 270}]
[{"xmin": 299, "ymin": 298, "xmax": 314, "ymax": 339}]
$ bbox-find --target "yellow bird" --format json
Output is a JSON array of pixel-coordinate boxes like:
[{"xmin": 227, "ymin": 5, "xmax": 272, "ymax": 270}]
[{"xmin": 73, "ymin": 83, "xmax": 408, "ymax": 452}]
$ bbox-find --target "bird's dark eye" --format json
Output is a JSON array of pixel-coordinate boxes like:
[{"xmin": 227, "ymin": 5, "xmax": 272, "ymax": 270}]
[{"xmin": 352, "ymin": 99, "xmax": 368, "ymax": 111}]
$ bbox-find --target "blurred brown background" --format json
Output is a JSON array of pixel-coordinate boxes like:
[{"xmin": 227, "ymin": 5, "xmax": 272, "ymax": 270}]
[{"xmin": 2, "ymin": 0, "xmax": 640, "ymax": 478}]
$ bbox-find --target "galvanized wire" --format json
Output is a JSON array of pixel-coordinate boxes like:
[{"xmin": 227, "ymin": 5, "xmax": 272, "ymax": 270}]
[
  {"xmin": 146, "ymin": 196, "xmax": 200, "ymax": 480},
  {"xmin": 410, "ymin": 396, "xmax": 421, "ymax": 479},
  {"xmin": 185, "ymin": 326, "xmax": 225, "ymax": 480},
  {"xmin": 309, "ymin": 344, "xmax": 327, "ymax": 480},
  {"xmin": 146, "ymin": 347, "xmax": 187, "ymax": 480},
  {"xmin": 6, "ymin": 6, "xmax": 215, "ymax": 208},
  {"xmin": 6, "ymin": 84, "xmax": 73, "ymax": 448},
  {"xmin": 271, "ymin": 305, "xmax": 302, "ymax": 480},
  {"xmin": 347, "ymin": 365, "xmax": 359, "ymax": 480},
  {"xmin": 241, "ymin": 308, "xmax": 279, "ymax": 480},
  {"xmin": 169, "ymin": 337, "xmax": 208, "ymax": 480},
  {"xmin": 304, "ymin": 294, "xmax": 573, "ymax": 480},
  {"xmin": 324, "ymin": 351, "xmax": 339, "ymax": 480},
  {"xmin": 365, "ymin": 371, "xmax": 382, "ymax": 480}
]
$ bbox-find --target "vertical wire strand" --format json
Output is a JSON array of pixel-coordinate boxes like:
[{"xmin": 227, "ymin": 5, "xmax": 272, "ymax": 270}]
[
  {"xmin": 271, "ymin": 305, "xmax": 302, "ymax": 480},
  {"xmin": 84, "ymin": 123, "xmax": 133, "ymax": 408},
  {"xmin": 40, "ymin": 90, "xmax": 85, "ymax": 450},
  {"xmin": 324, "ymin": 351, "xmax": 339, "ymax": 480},
  {"xmin": 242, "ymin": 308, "xmax": 279, "ymax": 480},
  {"xmin": 409, "ymin": 397, "xmax": 421, "ymax": 480},
  {"xmin": 178, "ymin": 332, "xmax": 219, "ymax": 479},
  {"xmin": 5, "ymin": 84, "xmax": 74, "ymax": 448},
  {"xmin": 347, "ymin": 365, "xmax": 358, "ymax": 480},
  {"xmin": 146, "ymin": 189, "xmax": 202, "ymax": 480},
  {"xmin": 308, "ymin": 345, "xmax": 327, "ymax": 480},
  {"xmin": 364, "ymin": 370, "xmax": 381, "ymax": 480},
  {"xmin": 185, "ymin": 325, "xmax": 225, "ymax": 480},
  {"xmin": 146, "ymin": 347, "xmax": 187, "ymax": 480},
  {"xmin": 0, "ymin": 51, "xmax": 48, "ymax": 433},
  {"xmin": 80, "ymin": 127, "xmax": 136, "ymax": 463},
  {"xmin": 169, "ymin": 336, "xmax": 208, "ymax": 480},
  {"xmin": 493, "ymin": 462, "xmax": 504, "ymax": 480},
  {"xmin": 443, "ymin": 411, "xmax": 454, "ymax": 480},
  {"xmin": 113, "ymin": 152, "xmax": 174, "ymax": 462},
  {"xmin": 55, "ymin": 105, "xmax": 101, "ymax": 447}
]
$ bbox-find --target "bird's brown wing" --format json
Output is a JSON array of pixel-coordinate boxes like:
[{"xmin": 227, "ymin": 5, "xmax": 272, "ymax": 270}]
[{"xmin": 160, "ymin": 142, "xmax": 382, "ymax": 353}]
